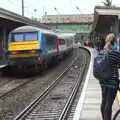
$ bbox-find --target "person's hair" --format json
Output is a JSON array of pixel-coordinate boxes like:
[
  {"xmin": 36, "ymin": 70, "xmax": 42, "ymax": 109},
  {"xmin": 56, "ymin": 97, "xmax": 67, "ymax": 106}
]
[{"xmin": 104, "ymin": 33, "xmax": 116, "ymax": 51}]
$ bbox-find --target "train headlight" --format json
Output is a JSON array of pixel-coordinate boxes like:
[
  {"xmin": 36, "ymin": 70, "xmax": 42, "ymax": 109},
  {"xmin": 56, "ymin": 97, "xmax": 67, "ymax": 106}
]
[
  {"xmin": 38, "ymin": 57, "xmax": 41, "ymax": 62},
  {"xmin": 11, "ymin": 51, "xmax": 18, "ymax": 54},
  {"xmin": 29, "ymin": 50, "xmax": 36, "ymax": 54}
]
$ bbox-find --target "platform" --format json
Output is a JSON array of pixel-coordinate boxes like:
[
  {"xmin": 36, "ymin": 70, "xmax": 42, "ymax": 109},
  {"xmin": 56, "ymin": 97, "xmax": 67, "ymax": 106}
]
[
  {"xmin": 0, "ymin": 59, "xmax": 8, "ymax": 68},
  {"xmin": 73, "ymin": 47, "xmax": 120, "ymax": 120}
]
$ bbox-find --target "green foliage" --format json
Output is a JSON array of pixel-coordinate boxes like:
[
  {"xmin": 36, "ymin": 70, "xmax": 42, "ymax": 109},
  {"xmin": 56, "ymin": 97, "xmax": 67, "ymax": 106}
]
[
  {"xmin": 52, "ymin": 25, "xmax": 92, "ymax": 31},
  {"xmin": 74, "ymin": 33, "xmax": 89, "ymax": 43},
  {"xmin": 88, "ymin": 30, "xmax": 97, "ymax": 44},
  {"xmin": 74, "ymin": 33, "xmax": 81, "ymax": 43},
  {"xmin": 88, "ymin": 30, "xmax": 96, "ymax": 39},
  {"xmin": 102, "ymin": 0, "xmax": 115, "ymax": 7}
]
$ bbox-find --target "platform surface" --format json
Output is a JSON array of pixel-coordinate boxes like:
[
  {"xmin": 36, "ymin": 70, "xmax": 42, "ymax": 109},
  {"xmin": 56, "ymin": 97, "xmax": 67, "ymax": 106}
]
[
  {"xmin": 73, "ymin": 47, "xmax": 120, "ymax": 120},
  {"xmin": 0, "ymin": 59, "xmax": 8, "ymax": 68}
]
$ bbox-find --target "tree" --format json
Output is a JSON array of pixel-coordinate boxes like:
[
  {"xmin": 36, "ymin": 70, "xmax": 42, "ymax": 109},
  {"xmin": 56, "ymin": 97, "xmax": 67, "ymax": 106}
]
[
  {"xmin": 74, "ymin": 33, "xmax": 81, "ymax": 43},
  {"xmin": 88, "ymin": 30, "xmax": 97, "ymax": 45},
  {"xmin": 102, "ymin": 0, "xmax": 115, "ymax": 7},
  {"xmin": 88, "ymin": 31, "xmax": 94, "ymax": 41}
]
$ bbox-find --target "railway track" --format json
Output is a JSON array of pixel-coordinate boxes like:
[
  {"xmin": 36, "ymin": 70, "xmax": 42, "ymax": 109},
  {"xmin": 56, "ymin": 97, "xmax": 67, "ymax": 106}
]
[
  {"xmin": 0, "ymin": 76, "xmax": 39, "ymax": 99},
  {"xmin": 14, "ymin": 50, "xmax": 87, "ymax": 120},
  {"xmin": 0, "ymin": 77, "xmax": 16, "ymax": 87},
  {"xmin": 63, "ymin": 49, "xmax": 90, "ymax": 120},
  {"xmin": 0, "ymin": 48, "xmax": 79, "ymax": 120}
]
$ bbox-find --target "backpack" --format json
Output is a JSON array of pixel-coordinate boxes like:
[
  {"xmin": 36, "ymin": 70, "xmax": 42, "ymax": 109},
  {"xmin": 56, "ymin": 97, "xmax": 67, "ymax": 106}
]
[{"xmin": 93, "ymin": 49, "xmax": 111, "ymax": 81}]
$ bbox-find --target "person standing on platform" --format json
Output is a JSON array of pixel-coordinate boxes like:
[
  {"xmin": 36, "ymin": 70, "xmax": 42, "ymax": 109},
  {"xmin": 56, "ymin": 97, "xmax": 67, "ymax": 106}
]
[
  {"xmin": 97, "ymin": 41, "xmax": 100, "ymax": 52},
  {"xmin": 100, "ymin": 37, "xmax": 105, "ymax": 51},
  {"xmin": 85, "ymin": 41, "xmax": 89, "ymax": 47},
  {"xmin": 99, "ymin": 33, "xmax": 120, "ymax": 120}
]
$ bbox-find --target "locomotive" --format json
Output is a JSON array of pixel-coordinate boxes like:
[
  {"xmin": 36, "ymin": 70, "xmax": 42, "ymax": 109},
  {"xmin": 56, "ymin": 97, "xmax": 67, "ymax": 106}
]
[{"xmin": 7, "ymin": 26, "xmax": 73, "ymax": 74}]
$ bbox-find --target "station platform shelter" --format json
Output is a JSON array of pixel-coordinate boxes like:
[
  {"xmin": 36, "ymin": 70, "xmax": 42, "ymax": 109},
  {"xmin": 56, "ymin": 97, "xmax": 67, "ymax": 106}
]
[{"xmin": 92, "ymin": 6, "xmax": 120, "ymax": 52}]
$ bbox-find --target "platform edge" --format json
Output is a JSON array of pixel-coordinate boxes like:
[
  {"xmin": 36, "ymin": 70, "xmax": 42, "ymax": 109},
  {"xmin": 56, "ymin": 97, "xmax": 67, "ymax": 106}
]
[{"xmin": 73, "ymin": 46, "xmax": 92, "ymax": 120}]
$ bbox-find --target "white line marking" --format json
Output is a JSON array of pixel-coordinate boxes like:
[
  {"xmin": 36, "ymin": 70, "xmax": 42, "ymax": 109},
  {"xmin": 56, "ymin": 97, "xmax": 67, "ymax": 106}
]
[
  {"xmin": 73, "ymin": 47, "xmax": 94, "ymax": 120},
  {"xmin": 0, "ymin": 64, "xmax": 7, "ymax": 68}
]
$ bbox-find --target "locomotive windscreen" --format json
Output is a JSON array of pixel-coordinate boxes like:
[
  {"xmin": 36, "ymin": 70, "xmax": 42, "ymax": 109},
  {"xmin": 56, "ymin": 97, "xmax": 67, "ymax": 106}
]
[
  {"xmin": 13, "ymin": 34, "xmax": 24, "ymax": 42},
  {"xmin": 25, "ymin": 32, "xmax": 37, "ymax": 41},
  {"xmin": 11, "ymin": 32, "xmax": 38, "ymax": 42}
]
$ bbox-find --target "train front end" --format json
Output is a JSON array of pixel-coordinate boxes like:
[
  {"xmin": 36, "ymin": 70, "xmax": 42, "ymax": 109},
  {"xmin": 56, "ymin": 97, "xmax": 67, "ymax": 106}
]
[{"xmin": 7, "ymin": 30, "xmax": 42, "ymax": 74}]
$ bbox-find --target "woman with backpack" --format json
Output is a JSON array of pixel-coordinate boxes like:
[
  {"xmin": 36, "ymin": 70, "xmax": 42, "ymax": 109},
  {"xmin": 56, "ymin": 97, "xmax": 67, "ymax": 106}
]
[{"xmin": 98, "ymin": 33, "xmax": 120, "ymax": 120}]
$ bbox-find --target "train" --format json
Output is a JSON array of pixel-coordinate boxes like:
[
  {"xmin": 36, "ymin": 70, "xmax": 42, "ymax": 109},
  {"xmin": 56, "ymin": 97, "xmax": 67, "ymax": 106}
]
[
  {"xmin": 7, "ymin": 26, "xmax": 73, "ymax": 74},
  {"xmin": 57, "ymin": 33, "xmax": 73, "ymax": 60}
]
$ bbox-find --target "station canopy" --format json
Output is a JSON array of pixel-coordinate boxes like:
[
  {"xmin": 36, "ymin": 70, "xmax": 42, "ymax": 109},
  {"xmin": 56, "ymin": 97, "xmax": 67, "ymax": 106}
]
[{"xmin": 93, "ymin": 6, "xmax": 120, "ymax": 32}]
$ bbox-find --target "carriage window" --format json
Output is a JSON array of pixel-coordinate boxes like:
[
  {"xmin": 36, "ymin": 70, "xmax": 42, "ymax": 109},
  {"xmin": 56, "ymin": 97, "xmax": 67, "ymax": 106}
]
[
  {"xmin": 46, "ymin": 35, "xmax": 56, "ymax": 45},
  {"xmin": 25, "ymin": 32, "xmax": 37, "ymax": 41},
  {"xmin": 12, "ymin": 34, "xmax": 24, "ymax": 42},
  {"xmin": 59, "ymin": 39, "xmax": 65, "ymax": 45}
]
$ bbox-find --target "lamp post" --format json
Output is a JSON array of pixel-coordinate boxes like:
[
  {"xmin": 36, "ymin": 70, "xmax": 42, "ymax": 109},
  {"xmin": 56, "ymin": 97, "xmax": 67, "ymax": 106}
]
[
  {"xmin": 76, "ymin": 6, "xmax": 83, "ymax": 24},
  {"xmin": 34, "ymin": 9, "xmax": 37, "ymax": 15},
  {"xmin": 54, "ymin": 7, "xmax": 60, "ymax": 31},
  {"xmin": 54, "ymin": 7, "xmax": 60, "ymax": 15},
  {"xmin": 34, "ymin": 9, "xmax": 37, "ymax": 21},
  {"xmin": 42, "ymin": 6, "xmax": 44, "ymax": 23}
]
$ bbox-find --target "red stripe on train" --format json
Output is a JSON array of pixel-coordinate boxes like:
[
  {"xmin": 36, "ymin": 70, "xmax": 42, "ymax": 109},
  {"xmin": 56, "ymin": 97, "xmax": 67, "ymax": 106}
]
[{"xmin": 56, "ymin": 36, "xmax": 59, "ymax": 54}]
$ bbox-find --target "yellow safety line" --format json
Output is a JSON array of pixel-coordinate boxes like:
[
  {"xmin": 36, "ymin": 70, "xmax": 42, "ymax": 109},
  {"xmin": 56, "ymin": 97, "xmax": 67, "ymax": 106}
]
[{"xmin": 117, "ymin": 91, "xmax": 120, "ymax": 105}]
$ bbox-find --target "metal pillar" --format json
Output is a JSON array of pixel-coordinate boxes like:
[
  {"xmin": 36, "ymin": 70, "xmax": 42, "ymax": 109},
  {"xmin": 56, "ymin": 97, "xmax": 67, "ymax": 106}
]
[
  {"xmin": 2, "ymin": 27, "xmax": 7, "ymax": 59},
  {"xmin": 0, "ymin": 28, "xmax": 2, "ymax": 59},
  {"xmin": 22, "ymin": 0, "xmax": 24, "ymax": 16},
  {"xmin": 116, "ymin": 18, "xmax": 120, "ymax": 52}
]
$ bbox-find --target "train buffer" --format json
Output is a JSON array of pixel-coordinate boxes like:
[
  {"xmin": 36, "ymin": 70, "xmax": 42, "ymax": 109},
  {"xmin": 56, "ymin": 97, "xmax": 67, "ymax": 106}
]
[{"xmin": 73, "ymin": 47, "xmax": 120, "ymax": 120}]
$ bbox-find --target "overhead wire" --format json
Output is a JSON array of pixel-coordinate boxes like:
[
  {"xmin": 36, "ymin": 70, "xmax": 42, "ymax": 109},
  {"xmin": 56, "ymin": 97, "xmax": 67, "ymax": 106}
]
[
  {"xmin": 7, "ymin": 0, "xmax": 21, "ymax": 8},
  {"xmin": 68, "ymin": 0, "xmax": 89, "ymax": 22},
  {"xmin": 7, "ymin": 0, "xmax": 42, "ymax": 17},
  {"xmin": 27, "ymin": 3, "xmax": 45, "ymax": 18},
  {"xmin": 28, "ymin": 3, "xmax": 41, "ymax": 12}
]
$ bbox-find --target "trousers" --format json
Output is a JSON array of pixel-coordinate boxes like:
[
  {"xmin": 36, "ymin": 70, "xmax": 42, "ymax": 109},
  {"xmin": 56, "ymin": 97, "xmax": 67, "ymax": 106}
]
[{"xmin": 100, "ymin": 85, "xmax": 118, "ymax": 120}]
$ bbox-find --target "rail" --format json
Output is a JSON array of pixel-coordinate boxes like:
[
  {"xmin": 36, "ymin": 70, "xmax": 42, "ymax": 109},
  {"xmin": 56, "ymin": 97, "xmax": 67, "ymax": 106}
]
[
  {"xmin": 14, "ymin": 54, "xmax": 80, "ymax": 120},
  {"xmin": 58, "ymin": 52, "xmax": 87, "ymax": 120}
]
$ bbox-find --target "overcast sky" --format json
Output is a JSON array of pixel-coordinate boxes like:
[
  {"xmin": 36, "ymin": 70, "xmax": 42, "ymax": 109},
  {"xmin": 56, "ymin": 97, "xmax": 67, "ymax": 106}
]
[{"xmin": 0, "ymin": 0, "xmax": 120, "ymax": 19}]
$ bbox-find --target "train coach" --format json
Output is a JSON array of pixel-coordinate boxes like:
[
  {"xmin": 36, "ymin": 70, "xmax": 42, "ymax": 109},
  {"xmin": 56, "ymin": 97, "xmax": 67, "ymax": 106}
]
[
  {"xmin": 57, "ymin": 34, "xmax": 67, "ymax": 60},
  {"xmin": 57, "ymin": 33, "xmax": 73, "ymax": 60},
  {"xmin": 7, "ymin": 26, "xmax": 59, "ymax": 74},
  {"xmin": 65, "ymin": 35, "xmax": 74, "ymax": 54}
]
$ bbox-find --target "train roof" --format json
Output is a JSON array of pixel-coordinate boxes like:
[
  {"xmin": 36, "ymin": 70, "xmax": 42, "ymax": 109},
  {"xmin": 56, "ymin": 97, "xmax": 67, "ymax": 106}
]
[
  {"xmin": 11, "ymin": 25, "xmax": 56, "ymax": 35},
  {"xmin": 57, "ymin": 35, "xmax": 66, "ymax": 39},
  {"xmin": 56, "ymin": 33, "xmax": 67, "ymax": 39}
]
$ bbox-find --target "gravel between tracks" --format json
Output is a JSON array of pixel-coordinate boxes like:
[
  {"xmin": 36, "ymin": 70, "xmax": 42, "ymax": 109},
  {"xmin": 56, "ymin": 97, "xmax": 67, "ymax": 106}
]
[
  {"xmin": 0, "ymin": 48, "xmax": 79, "ymax": 120},
  {"xmin": 24, "ymin": 52, "xmax": 85, "ymax": 120},
  {"xmin": 65, "ymin": 48, "xmax": 91, "ymax": 120}
]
